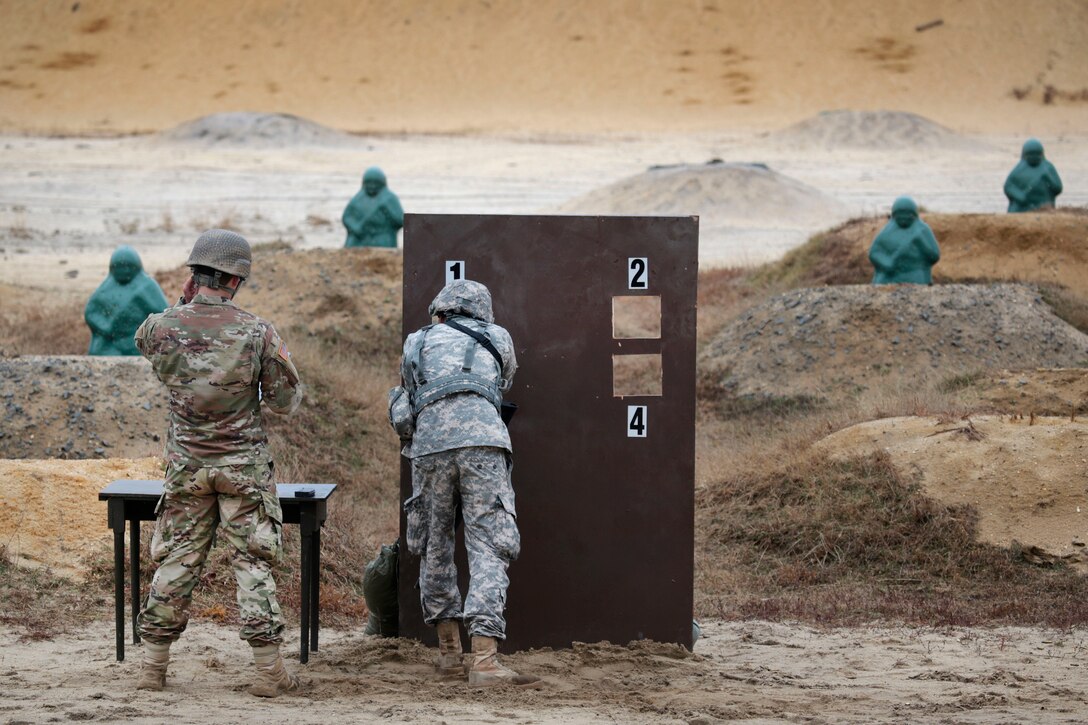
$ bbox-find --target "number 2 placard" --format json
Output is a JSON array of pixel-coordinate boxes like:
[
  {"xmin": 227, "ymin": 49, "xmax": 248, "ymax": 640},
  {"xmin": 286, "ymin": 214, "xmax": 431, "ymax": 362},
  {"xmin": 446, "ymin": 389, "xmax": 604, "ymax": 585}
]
[
  {"xmin": 445, "ymin": 260, "xmax": 465, "ymax": 285},
  {"xmin": 627, "ymin": 405, "xmax": 647, "ymax": 438},
  {"xmin": 628, "ymin": 257, "xmax": 648, "ymax": 289}
]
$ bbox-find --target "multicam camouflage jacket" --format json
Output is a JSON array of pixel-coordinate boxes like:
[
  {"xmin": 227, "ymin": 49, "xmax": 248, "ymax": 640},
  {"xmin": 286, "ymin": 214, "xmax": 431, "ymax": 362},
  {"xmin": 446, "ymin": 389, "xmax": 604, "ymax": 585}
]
[
  {"xmin": 400, "ymin": 314, "xmax": 516, "ymax": 459},
  {"xmin": 135, "ymin": 292, "xmax": 303, "ymax": 467}
]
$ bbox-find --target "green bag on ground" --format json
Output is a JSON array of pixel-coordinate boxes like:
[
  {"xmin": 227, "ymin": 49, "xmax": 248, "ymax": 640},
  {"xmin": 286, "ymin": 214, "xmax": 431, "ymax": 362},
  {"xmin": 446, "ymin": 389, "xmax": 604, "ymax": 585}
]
[{"xmin": 363, "ymin": 542, "xmax": 399, "ymax": 637}]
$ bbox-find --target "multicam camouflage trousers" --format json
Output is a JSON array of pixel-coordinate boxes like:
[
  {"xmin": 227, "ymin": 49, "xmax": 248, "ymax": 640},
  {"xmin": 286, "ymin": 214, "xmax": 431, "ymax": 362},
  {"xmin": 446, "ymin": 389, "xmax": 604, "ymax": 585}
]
[
  {"xmin": 406, "ymin": 446, "xmax": 521, "ymax": 640},
  {"xmin": 138, "ymin": 461, "xmax": 286, "ymax": 646}
]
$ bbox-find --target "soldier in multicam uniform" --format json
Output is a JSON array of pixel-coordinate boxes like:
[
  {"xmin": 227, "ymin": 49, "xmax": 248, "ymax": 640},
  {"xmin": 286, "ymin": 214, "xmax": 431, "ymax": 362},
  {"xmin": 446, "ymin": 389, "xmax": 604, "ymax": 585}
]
[
  {"xmin": 133, "ymin": 229, "xmax": 304, "ymax": 698},
  {"xmin": 396, "ymin": 279, "xmax": 539, "ymax": 686}
]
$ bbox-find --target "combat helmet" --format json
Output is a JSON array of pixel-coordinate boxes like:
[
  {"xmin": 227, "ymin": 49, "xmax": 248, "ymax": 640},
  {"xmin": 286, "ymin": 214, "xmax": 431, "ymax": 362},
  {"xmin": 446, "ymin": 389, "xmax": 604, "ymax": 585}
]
[
  {"xmin": 428, "ymin": 279, "xmax": 495, "ymax": 324},
  {"xmin": 186, "ymin": 229, "xmax": 252, "ymax": 287}
]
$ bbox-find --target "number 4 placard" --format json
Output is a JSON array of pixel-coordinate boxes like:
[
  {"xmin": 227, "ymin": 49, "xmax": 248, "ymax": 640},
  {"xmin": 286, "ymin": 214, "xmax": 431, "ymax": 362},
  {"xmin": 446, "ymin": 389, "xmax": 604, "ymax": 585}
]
[
  {"xmin": 628, "ymin": 257, "xmax": 648, "ymax": 290},
  {"xmin": 446, "ymin": 260, "xmax": 465, "ymax": 285},
  {"xmin": 627, "ymin": 405, "xmax": 647, "ymax": 438}
]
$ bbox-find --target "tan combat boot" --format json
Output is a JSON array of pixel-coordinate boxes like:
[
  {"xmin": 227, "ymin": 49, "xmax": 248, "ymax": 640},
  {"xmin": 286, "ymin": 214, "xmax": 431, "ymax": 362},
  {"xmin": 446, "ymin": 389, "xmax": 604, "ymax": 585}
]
[
  {"xmin": 467, "ymin": 636, "xmax": 541, "ymax": 687},
  {"xmin": 249, "ymin": 644, "xmax": 300, "ymax": 698},
  {"xmin": 136, "ymin": 641, "xmax": 171, "ymax": 691},
  {"xmin": 434, "ymin": 619, "xmax": 465, "ymax": 679}
]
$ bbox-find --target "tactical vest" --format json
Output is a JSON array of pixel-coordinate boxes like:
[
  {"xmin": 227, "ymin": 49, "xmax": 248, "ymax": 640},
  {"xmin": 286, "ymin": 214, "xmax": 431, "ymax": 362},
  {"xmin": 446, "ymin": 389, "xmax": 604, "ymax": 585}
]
[{"xmin": 405, "ymin": 319, "xmax": 503, "ymax": 417}]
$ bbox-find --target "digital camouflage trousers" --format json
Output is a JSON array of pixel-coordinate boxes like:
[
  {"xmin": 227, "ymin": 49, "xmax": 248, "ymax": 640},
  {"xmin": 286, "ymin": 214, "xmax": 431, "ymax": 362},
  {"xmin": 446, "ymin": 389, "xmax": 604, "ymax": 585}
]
[
  {"xmin": 406, "ymin": 446, "xmax": 521, "ymax": 639},
  {"xmin": 138, "ymin": 461, "xmax": 286, "ymax": 645}
]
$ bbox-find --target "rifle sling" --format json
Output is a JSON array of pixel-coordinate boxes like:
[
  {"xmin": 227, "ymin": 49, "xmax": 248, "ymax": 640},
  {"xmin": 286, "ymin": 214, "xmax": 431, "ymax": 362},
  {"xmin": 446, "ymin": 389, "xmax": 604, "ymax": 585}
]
[{"xmin": 443, "ymin": 319, "xmax": 504, "ymax": 375}]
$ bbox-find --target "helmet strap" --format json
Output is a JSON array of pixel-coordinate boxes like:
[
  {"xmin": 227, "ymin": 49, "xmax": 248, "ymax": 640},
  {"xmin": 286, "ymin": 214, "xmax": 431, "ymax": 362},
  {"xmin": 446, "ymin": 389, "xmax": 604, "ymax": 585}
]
[{"xmin": 191, "ymin": 269, "xmax": 243, "ymax": 298}]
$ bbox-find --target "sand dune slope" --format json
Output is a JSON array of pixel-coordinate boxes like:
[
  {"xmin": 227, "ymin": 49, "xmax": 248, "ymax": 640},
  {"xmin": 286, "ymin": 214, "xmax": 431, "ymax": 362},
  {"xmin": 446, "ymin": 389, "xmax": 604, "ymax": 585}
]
[{"xmin": 0, "ymin": 0, "xmax": 1086, "ymax": 134}]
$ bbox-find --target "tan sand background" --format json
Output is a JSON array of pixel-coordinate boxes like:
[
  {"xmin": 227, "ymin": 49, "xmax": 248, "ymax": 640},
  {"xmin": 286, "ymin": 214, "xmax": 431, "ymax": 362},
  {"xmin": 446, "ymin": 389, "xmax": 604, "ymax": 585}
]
[{"xmin": 1, "ymin": 0, "xmax": 1086, "ymax": 136}]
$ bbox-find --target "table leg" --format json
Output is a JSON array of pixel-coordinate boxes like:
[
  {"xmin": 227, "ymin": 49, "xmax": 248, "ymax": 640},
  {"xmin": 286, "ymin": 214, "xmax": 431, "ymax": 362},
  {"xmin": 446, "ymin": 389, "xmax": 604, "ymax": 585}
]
[
  {"xmin": 108, "ymin": 499, "xmax": 126, "ymax": 662},
  {"xmin": 311, "ymin": 528, "xmax": 320, "ymax": 653},
  {"xmin": 299, "ymin": 525, "xmax": 311, "ymax": 665},
  {"xmin": 130, "ymin": 520, "xmax": 141, "ymax": 645},
  {"xmin": 114, "ymin": 526, "xmax": 124, "ymax": 661}
]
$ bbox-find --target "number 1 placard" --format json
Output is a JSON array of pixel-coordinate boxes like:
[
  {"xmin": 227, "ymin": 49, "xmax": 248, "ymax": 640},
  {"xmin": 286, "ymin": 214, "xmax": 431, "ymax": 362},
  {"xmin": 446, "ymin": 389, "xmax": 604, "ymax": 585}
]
[{"xmin": 446, "ymin": 260, "xmax": 465, "ymax": 285}]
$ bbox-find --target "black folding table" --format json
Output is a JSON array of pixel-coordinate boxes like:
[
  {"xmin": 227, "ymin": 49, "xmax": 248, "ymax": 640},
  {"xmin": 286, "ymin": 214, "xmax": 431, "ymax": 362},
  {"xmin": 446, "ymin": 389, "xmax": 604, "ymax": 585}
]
[{"xmin": 98, "ymin": 479, "xmax": 336, "ymax": 664}]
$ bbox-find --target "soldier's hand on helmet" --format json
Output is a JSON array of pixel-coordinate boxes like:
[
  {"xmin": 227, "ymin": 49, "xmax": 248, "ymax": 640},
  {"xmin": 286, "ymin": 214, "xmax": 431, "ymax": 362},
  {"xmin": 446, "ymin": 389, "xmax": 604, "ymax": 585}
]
[{"xmin": 181, "ymin": 276, "xmax": 198, "ymax": 304}]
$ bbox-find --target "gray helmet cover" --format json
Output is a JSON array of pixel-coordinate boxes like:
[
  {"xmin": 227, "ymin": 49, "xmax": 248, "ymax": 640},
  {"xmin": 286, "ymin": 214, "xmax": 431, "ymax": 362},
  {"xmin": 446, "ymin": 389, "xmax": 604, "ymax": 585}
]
[
  {"xmin": 428, "ymin": 279, "xmax": 495, "ymax": 323},
  {"xmin": 186, "ymin": 229, "xmax": 252, "ymax": 279}
]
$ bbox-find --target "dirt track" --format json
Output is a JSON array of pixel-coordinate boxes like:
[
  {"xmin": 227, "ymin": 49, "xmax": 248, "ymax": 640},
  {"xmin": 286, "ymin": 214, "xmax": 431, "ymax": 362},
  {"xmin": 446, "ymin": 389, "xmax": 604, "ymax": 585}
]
[{"xmin": 2, "ymin": 620, "xmax": 1085, "ymax": 724}]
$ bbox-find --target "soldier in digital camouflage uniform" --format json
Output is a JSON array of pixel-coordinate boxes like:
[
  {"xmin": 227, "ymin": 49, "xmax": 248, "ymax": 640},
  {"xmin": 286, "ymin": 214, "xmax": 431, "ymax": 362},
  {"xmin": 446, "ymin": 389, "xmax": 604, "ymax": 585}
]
[
  {"xmin": 396, "ymin": 279, "xmax": 539, "ymax": 686},
  {"xmin": 134, "ymin": 229, "xmax": 304, "ymax": 698}
]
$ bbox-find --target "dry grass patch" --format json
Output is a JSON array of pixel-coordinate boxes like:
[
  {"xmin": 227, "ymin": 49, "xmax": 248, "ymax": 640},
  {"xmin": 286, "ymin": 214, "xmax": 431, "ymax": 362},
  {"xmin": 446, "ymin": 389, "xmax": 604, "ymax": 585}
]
[
  {"xmin": 0, "ymin": 546, "xmax": 106, "ymax": 641},
  {"xmin": 696, "ymin": 265, "xmax": 770, "ymax": 345},
  {"xmin": 747, "ymin": 218, "xmax": 874, "ymax": 289},
  {"xmin": 696, "ymin": 452, "xmax": 1088, "ymax": 628},
  {"xmin": 0, "ymin": 286, "xmax": 87, "ymax": 356}
]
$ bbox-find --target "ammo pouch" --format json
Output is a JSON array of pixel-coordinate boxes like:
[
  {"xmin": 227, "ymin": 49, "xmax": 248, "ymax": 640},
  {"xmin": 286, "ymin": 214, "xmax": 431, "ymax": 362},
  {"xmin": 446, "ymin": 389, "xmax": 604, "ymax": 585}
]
[{"xmin": 387, "ymin": 385, "xmax": 415, "ymax": 440}]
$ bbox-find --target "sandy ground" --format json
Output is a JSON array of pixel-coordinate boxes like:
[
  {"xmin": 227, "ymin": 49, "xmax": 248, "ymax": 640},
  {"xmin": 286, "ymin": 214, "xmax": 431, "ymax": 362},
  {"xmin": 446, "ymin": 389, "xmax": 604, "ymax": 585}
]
[
  {"xmin": 0, "ymin": 456, "xmax": 161, "ymax": 578},
  {"xmin": 1, "ymin": 620, "xmax": 1085, "ymax": 724},
  {"xmin": 2, "ymin": 130, "xmax": 1087, "ymax": 286}
]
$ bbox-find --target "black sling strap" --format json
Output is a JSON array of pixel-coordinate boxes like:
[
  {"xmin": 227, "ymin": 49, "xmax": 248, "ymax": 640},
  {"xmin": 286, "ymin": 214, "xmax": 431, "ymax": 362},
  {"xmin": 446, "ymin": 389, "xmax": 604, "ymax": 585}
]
[{"xmin": 443, "ymin": 318, "xmax": 504, "ymax": 374}]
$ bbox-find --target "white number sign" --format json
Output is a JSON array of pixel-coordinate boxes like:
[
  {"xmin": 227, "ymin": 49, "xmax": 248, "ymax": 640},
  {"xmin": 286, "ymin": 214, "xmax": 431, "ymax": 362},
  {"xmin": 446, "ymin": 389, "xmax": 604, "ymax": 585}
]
[
  {"xmin": 445, "ymin": 260, "xmax": 465, "ymax": 285},
  {"xmin": 627, "ymin": 405, "xmax": 647, "ymax": 438},
  {"xmin": 628, "ymin": 257, "xmax": 648, "ymax": 290}
]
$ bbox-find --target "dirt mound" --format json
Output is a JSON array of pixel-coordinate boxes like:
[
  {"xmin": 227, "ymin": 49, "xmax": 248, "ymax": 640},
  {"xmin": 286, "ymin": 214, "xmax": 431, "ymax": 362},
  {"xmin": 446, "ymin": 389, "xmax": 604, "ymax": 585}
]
[
  {"xmin": 815, "ymin": 415, "xmax": 1088, "ymax": 570},
  {"xmin": 558, "ymin": 162, "xmax": 845, "ymax": 227},
  {"xmin": 153, "ymin": 112, "xmax": 359, "ymax": 148},
  {"xmin": 761, "ymin": 211, "xmax": 1088, "ymax": 296},
  {"xmin": 0, "ymin": 457, "xmax": 162, "ymax": 577},
  {"xmin": 0, "ymin": 356, "xmax": 167, "ymax": 460},
  {"xmin": 699, "ymin": 283, "xmax": 1088, "ymax": 402},
  {"xmin": 557, "ymin": 162, "xmax": 848, "ymax": 261},
  {"xmin": 772, "ymin": 110, "xmax": 981, "ymax": 150}
]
